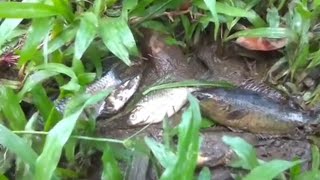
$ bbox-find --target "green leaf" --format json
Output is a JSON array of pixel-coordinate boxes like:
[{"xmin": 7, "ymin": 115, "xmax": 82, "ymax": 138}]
[
  {"xmin": 143, "ymin": 80, "xmax": 234, "ymax": 95},
  {"xmin": 73, "ymin": 12, "xmax": 98, "ymax": 75},
  {"xmin": 18, "ymin": 70, "xmax": 58, "ymax": 99},
  {"xmin": 243, "ymin": 160, "xmax": 304, "ymax": 180},
  {"xmin": 144, "ymin": 137, "xmax": 177, "ymax": 168},
  {"xmin": 226, "ymin": 27, "xmax": 297, "ymax": 41},
  {"xmin": 267, "ymin": 7, "xmax": 280, "ymax": 28},
  {"xmin": 98, "ymin": 17, "xmax": 138, "ymax": 65},
  {"xmin": 34, "ymin": 63, "xmax": 78, "ymax": 80},
  {"xmin": 222, "ymin": 136, "xmax": 259, "ymax": 170},
  {"xmin": 74, "ymin": 12, "xmax": 98, "ymax": 61},
  {"xmin": 0, "ymin": 19, "xmax": 23, "ymax": 49},
  {"xmin": 101, "ymin": 146, "xmax": 123, "ymax": 180},
  {"xmin": 51, "ymin": 0, "xmax": 74, "ymax": 22},
  {"xmin": 0, "ymin": 2, "xmax": 61, "ymax": 18},
  {"xmin": 35, "ymin": 89, "xmax": 112, "ymax": 180},
  {"xmin": 140, "ymin": 20, "xmax": 169, "ymax": 34},
  {"xmin": 0, "ymin": 87, "xmax": 27, "ymax": 130},
  {"xmin": 19, "ymin": 17, "xmax": 53, "ymax": 65},
  {"xmin": 198, "ymin": 167, "xmax": 211, "ymax": 180},
  {"xmin": 0, "ymin": 125, "xmax": 38, "ymax": 169},
  {"xmin": 30, "ymin": 85, "xmax": 62, "ymax": 131},
  {"xmin": 296, "ymin": 171, "xmax": 320, "ymax": 180},
  {"xmin": 47, "ymin": 25, "xmax": 77, "ymax": 55},
  {"xmin": 0, "ymin": 0, "xmax": 37, "ymax": 48},
  {"xmin": 290, "ymin": 43, "xmax": 309, "ymax": 77},
  {"xmin": 195, "ymin": 1, "xmax": 255, "ymax": 18},
  {"xmin": 312, "ymin": 145, "xmax": 320, "ymax": 171},
  {"xmin": 203, "ymin": 0, "xmax": 219, "ymax": 40},
  {"xmin": 93, "ymin": 0, "xmax": 106, "ymax": 16},
  {"xmin": 161, "ymin": 95, "xmax": 202, "ymax": 179}
]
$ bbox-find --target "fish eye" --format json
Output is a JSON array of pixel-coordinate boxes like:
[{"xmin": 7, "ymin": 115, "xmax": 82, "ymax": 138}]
[{"xmin": 129, "ymin": 113, "xmax": 136, "ymax": 120}]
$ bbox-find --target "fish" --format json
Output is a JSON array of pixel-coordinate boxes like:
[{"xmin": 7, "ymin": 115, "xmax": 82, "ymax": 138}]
[
  {"xmin": 53, "ymin": 62, "xmax": 144, "ymax": 118},
  {"xmin": 192, "ymin": 88, "xmax": 319, "ymax": 134},
  {"xmin": 102, "ymin": 74, "xmax": 142, "ymax": 115},
  {"xmin": 127, "ymin": 88, "xmax": 193, "ymax": 126}
]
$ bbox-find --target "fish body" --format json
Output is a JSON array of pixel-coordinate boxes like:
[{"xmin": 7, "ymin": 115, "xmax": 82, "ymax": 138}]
[
  {"xmin": 127, "ymin": 88, "xmax": 193, "ymax": 125},
  {"xmin": 54, "ymin": 62, "xmax": 143, "ymax": 117},
  {"xmin": 192, "ymin": 88, "xmax": 318, "ymax": 134},
  {"xmin": 102, "ymin": 74, "xmax": 142, "ymax": 115}
]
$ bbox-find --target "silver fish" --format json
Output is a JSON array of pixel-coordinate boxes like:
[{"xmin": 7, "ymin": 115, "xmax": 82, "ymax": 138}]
[
  {"xmin": 127, "ymin": 88, "xmax": 194, "ymax": 125},
  {"xmin": 54, "ymin": 62, "xmax": 143, "ymax": 117},
  {"xmin": 103, "ymin": 74, "xmax": 142, "ymax": 115}
]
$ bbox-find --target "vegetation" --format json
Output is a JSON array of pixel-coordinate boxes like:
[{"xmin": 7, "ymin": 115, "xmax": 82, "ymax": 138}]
[{"xmin": 0, "ymin": 0, "xmax": 320, "ymax": 179}]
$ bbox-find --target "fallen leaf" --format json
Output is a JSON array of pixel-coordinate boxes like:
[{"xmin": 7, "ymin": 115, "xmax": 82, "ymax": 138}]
[{"xmin": 236, "ymin": 37, "xmax": 287, "ymax": 51}]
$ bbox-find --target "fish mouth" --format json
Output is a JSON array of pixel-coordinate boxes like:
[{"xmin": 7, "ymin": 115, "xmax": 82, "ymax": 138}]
[
  {"xmin": 192, "ymin": 91, "xmax": 213, "ymax": 100},
  {"xmin": 127, "ymin": 114, "xmax": 152, "ymax": 126}
]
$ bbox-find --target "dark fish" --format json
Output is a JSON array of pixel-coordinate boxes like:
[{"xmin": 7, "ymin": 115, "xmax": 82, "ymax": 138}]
[
  {"xmin": 192, "ymin": 88, "xmax": 319, "ymax": 134},
  {"xmin": 239, "ymin": 79, "xmax": 288, "ymax": 103}
]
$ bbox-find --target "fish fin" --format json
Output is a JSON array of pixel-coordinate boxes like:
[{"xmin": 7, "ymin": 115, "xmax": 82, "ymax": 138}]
[{"xmin": 226, "ymin": 109, "xmax": 248, "ymax": 120}]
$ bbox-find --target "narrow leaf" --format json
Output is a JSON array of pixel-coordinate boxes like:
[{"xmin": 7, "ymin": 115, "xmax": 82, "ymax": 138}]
[
  {"xmin": 244, "ymin": 160, "xmax": 304, "ymax": 180},
  {"xmin": 47, "ymin": 25, "xmax": 77, "ymax": 54},
  {"xmin": 145, "ymin": 137, "xmax": 177, "ymax": 168},
  {"xmin": 143, "ymin": 80, "xmax": 234, "ymax": 95},
  {"xmin": 0, "ymin": 87, "xmax": 27, "ymax": 130},
  {"xmin": 203, "ymin": 0, "xmax": 219, "ymax": 39},
  {"xmin": 226, "ymin": 27, "xmax": 297, "ymax": 41},
  {"xmin": 19, "ymin": 17, "xmax": 53, "ymax": 65},
  {"xmin": 0, "ymin": 2, "xmax": 61, "ymax": 18},
  {"xmin": 101, "ymin": 146, "xmax": 123, "ymax": 180},
  {"xmin": 30, "ymin": 85, "xmax": 62, "ymax": 131},
  {"xmin": 18, "ymin": 70, "xmax": 58, "ymax": 99},
  {"xmin": 99, "ymin": 18, "xmax": 138, "ymax": 65},
  {"xmin": 35, "ymin": 90, "xmax": 112, "ymax": 180},
  {"xmin": 0, "ymin": 125, "xmax": 38, "ymax": 168},
  {"xmin": 52, "ymin": 0, "xmax": 74, "ymax": 22},
  {"xmin": 222, "ymin": 136, "xmax": 259, "ymax": 170}
]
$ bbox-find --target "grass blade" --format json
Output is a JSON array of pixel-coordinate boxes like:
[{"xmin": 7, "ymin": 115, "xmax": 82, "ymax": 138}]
[
  {"xmin": 47, "ymin": 25, "xmax": 77, "ymax": 54},
  {"xmin": 35, "ymin": 89, "xmax": 112, "ymax": 180},
  {"xmin": 30, "ymin": 84, "xmax": 62, "ymax": 131},
  {"xmin": 161, "ymin": 95, "xmax": 202, "ymax": 179},
  {"xmin": 311, "ymin": 145, "xmax": 320, "ymax": 171},
  {"xmin": 222, "ymin": 136, "xmax": 259, "ymax": 170},
  {"xmin": 0, "ymin": 2, "xmax": 61, "ymax": 18},
  {"xmin": 0, "ymin": 125, "xmax": 38, "ymax": 169},
  {"xmin": 195, "ymin": 1, "xmax": 255, "ymax": 18},
  {"xmin": 98, "ymin": 17, "xmax": 138, "ymax": 65},
  {"xmin": 74, "ymin": 12, "xmax": 98, "ymax": 60},
  {"xmin": 19, "ymin": 17, "xmax": 53, "ymax": 65},
  {"xmin": 143, "ymin": 80, "xmax": 234, "ymax": 95},
  {"xmin": 0, "ymin": 87, "xmax": 27, "ymax": 130},
  {"xmin": 144, "ymin": 137, "xmax": 177, "ymax": 168},
  {"xmin": 226, "ymin": 27, "xmax": 297, "ymax": 41},
  {"xmin": 101, "ymin": 146, "xmax": 123, "ymax": 180},
  {"xmin": 74, "ymin": 12, "xmax": 98, "ymax": 73},
  {"xmin": 51, "ymin": 0, "xmax": 74, "ymax": 22},
  {"xmin": 203, "ymin": 0, "xmax": 219, "ymax": 40},
  {"xmin": 18, "ymin": 70, "xmax": 58, "ymax": 99},
  {"xmin": 198, "ymin": 167, "xmax": 211, "ymax": 180},
  {"xmin": 33, "ymin": 63, "xmax": 78, "ymax": 80},
  {"xmin": 243, "ymin": 160, "xmax": 304, "ymax": 180}
]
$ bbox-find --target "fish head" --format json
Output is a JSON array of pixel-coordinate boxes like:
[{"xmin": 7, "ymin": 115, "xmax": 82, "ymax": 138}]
[
  {"xmin": 103, "ymin": 74, "xmax": 142, "ymax": 114},
  {"xmin": 197, "ymin": 93, "xmax": 247, "ymax": 122},
  {"xmin": 127, "ymin": 105, "xmax": 151, "ymax": 125}
]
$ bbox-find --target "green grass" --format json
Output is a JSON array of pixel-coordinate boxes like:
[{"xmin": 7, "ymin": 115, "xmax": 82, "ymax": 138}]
[{"xmin": 0, "ymin": 0, "xmax": 320, "ymax": 179}]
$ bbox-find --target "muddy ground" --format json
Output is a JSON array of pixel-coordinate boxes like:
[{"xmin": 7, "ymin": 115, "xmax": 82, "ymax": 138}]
[
  {"xmin": 95, "ymin": 30, "xmax": 314, "ymax": 179},
  {"xmin": 0, "ymin": 29, "xmax": 316, "ymax": 179}
]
